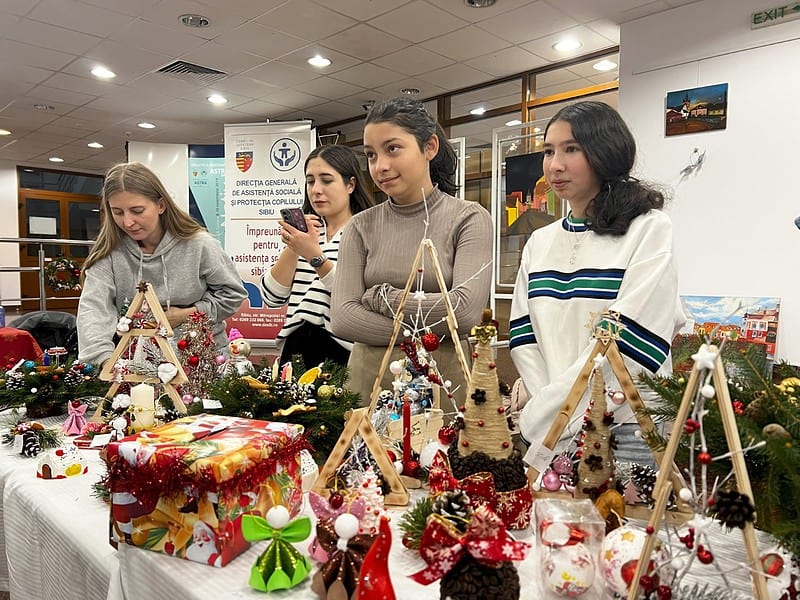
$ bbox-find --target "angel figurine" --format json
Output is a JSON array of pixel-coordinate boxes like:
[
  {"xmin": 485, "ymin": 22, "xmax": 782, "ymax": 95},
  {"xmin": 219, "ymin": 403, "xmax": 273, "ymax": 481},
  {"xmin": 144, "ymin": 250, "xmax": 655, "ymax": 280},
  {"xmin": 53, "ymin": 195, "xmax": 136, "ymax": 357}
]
[{"xmin": 241, "ymin": 505, "xmax": 313, "ymax": 592}]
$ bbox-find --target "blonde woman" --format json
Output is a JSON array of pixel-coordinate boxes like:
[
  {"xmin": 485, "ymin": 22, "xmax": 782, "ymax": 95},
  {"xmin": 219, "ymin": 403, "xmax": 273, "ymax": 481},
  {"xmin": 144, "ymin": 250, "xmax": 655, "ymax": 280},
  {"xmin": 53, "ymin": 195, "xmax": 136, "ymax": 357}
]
[{"xmin": 77, "ymin": 162, "xmax": 246, "ymax": 367}]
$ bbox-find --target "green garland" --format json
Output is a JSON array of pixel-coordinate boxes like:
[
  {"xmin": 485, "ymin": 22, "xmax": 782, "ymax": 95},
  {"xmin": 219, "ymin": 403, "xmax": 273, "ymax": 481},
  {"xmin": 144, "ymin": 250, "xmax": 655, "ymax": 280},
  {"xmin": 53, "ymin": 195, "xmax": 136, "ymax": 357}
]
[
  {"xmin": 188, "ymin": 358, "xmax": 361, "ymax": 461},
  {"xmin": 45, "ymin": 257, "xmax": 82, "ymax": 292}
]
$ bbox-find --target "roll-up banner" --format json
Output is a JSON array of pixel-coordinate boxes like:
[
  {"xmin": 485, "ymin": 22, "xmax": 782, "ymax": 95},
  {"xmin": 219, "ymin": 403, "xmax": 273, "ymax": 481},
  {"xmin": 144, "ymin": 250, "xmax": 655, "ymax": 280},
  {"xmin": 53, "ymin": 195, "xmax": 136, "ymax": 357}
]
[{"xmin": 223, "ymin": 121, "xmax": 316, "ymax": 342}]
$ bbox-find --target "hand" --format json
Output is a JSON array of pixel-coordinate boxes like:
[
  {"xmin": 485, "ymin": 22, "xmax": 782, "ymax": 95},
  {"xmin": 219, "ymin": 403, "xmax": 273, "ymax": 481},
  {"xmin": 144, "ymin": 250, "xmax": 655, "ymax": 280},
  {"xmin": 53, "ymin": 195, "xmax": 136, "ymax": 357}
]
[
  {"xmin": 280, "ymin": 214, "xmax": 323, "ymax": 261},
  {"xmin": 164, "ymin": 306, "xmax": 196, "ymax": 328}
]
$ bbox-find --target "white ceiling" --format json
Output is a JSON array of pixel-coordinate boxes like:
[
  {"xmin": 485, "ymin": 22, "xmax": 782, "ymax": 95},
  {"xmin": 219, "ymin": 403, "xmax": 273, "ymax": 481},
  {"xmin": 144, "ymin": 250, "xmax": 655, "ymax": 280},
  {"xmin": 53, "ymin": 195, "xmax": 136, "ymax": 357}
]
[{"xmin": 0, "ymin": 0, "xmax": 697, "ymax": 173}]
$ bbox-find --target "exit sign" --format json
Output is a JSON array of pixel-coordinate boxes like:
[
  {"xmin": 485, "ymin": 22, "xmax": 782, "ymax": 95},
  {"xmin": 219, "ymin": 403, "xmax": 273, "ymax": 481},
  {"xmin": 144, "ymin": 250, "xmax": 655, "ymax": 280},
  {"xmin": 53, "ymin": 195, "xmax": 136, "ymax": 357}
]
[{"xmin": 752, "ymin": 4, "xmax": 800, "ymax": 28}]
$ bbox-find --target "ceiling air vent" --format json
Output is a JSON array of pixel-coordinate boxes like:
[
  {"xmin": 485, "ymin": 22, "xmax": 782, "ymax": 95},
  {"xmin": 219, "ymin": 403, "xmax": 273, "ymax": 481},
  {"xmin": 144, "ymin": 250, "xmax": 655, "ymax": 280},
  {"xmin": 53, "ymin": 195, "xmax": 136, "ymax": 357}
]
[{"xmin": 155, "ymin": 61, "xmax": 228, "ymax": 85}]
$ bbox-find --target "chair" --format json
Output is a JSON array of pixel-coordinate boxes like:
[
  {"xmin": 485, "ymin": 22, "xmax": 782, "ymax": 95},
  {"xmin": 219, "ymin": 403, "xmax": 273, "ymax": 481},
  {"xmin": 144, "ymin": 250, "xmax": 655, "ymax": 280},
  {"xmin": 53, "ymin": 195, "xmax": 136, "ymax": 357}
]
[{"xmin": 11, "ymin": 311, "xmax": 78, "ymax": 357}]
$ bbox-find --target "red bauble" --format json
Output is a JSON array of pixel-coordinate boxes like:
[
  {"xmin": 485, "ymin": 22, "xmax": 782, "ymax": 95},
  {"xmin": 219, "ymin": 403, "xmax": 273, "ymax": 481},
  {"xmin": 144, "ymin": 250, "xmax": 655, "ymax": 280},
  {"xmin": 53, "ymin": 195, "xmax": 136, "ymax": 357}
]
[
  {"xmin": 329, "ymin": 492, "xmax": 344, "ymax": 509},
  {"xmin": 760, "ymin": 553, "xmax": 785, "ymax": 577},
  {"xmin": 405, "ymin": 460, "xmax": 420, "ymax": 477},
  {"xmin": 188, "ymin": 355, "xmax": 200, "ymax": 367},
  {"xmin": 656, "ymin": 585, "xmax": 673, "ymax": 600},
  {"xmin": 697, "ymin": 451, "xmax": 712, "ymax": 464},
  {"xmin": 387, "ymin": 449, "xmax": 397, "ymax": 462},
  {"xmin": 420, "ymin": 332, "xmax": 440, "ymax": 352},
  {"xmin": 177, "ymin": 339, "xmax": 189, "ymax": 351},
  {"xmin": 164, "ymin": 541, "xmax": 175, "ymax": 555},
  {"xmin": 438, "ymin": 426, "xmax": 456, "ymax": 444},
  {"xmin": 696, "ymin": 545, "xmax": 714, "ymax": 564}
]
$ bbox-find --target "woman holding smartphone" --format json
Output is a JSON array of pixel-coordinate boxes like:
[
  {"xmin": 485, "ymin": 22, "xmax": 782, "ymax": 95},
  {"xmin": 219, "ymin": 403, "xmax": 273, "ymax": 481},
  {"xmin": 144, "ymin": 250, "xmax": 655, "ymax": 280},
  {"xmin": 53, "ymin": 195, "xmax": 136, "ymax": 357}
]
[{"xmin": 261, "ymin": 145, "xmax": 374, "ymax": 368}]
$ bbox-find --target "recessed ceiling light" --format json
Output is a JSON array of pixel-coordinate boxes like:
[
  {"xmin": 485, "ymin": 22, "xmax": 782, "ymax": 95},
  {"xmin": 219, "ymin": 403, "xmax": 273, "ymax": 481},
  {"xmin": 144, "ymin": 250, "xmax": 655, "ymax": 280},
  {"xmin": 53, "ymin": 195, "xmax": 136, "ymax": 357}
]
[
  {"xmin": 400, "ymin": 87, "xmax": 421, "ymax": 95},
  {"xmin": 307, "ymin": 55, "xmax": 331, "ymax": 68},
  {"xmin": 593, "ymin": 59, "xmax": 617, "ymax": 72},
  {"xmin": 91, "ymin": 66, "xmax": 116, "ymax": 79},
  {"xmin": 49, "ymin": 157, "xmax": 64, "ymax": 163},
  {"xmin": 87, "ymin": 141, "xmax": 104, "ymax": 149},
  {"xmin": 505, "ymin": 119, "xmax": 522, "ymax": 126},
  {"xmin": 207, "ymin": 94, "xmax": 228, "ymax": 105},
  {"xmin": 180, "ymin": 14, "xmax": 210, "ymax": 28},
  {"xmin": 0, "ymin": 129, "xmax": 11, "ymax": 136},
  {"xmin": 23, "ymin": 168, "xmax": 35, "ymax": 172},
  {"xmin": 464, "ymin": 0, "xmax": 496, "ymax": 6},
  {"xmin": 33, "ymin": 103, "xmax": 55, "ymax": 111},
  {"xmin": 553, "ymin": 38, "xmax": 582, "ymax": 52},
  {"xmin": 137, "ymin": 122, "xmax": 156, "ymax": 129},
  {"xmin": 469, "ymin": 107, "xmax": 487, "ymax": 116}
]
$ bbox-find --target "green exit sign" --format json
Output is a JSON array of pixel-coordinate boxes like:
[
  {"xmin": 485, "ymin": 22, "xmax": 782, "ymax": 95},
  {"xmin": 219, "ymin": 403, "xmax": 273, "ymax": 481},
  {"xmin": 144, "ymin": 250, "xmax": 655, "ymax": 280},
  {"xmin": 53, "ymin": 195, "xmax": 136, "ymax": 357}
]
[{"xmin": 752, "ymin": 4, "xmax": 800, "ymax": 28}]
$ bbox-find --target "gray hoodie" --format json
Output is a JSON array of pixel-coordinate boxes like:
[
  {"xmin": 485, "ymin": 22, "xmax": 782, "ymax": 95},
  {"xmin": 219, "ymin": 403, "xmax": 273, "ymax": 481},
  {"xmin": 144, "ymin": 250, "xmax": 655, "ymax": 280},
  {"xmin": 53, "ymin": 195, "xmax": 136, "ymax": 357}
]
[{"xmin": 77, "ymin": 229, "xmax": 247, "ymax": 366}]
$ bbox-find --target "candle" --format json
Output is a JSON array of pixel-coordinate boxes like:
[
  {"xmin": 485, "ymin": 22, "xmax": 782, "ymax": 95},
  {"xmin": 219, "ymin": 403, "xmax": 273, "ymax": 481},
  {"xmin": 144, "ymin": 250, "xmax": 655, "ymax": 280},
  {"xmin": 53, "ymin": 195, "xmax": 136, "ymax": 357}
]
[
  {"xmin": 43, "ymin": 352, "xmax": 50, "ymax": 367},
  {"xmin": 402, "ymin": 394, "xmax": 412, "ymax": 471},
  {"xmin": 130, "ymin": 382, "xmax": 155, "ymax": 430}
]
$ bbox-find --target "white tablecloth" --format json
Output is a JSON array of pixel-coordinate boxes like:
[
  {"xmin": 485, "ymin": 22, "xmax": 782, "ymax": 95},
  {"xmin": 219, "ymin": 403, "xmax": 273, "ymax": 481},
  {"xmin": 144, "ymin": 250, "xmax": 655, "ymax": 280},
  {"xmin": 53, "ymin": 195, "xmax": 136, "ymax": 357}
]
[{"xmin": 0, "ymin": 420, "xmax": 778, "ymax": 599}]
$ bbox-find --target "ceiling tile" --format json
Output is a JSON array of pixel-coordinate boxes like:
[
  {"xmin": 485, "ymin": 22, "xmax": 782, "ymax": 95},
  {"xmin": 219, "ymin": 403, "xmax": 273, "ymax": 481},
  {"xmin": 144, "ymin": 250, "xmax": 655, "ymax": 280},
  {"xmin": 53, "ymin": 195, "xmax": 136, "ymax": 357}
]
[
  {"xmin": 315, "ymin": 0, "xmax": 408, "ymax": 21},
  {"xmin": 330, "ymin": 62, "xmax": 403, "ymax": 89},
  {"xmin": 108, "ymin": 18, "xmax": 208, "ymax": 57},
  {"xmin": 322, "ymin": 24, "xmax": 409, "ymax": 61},
  {"xmin": 27, "ymin": 0, "xmax": 137, "ymax": 37},
  {"xmin": 65, "ymin": 41, "xmax": 173, "ymax": 82},
  {"xmin": 0, "ymin": 64, "xmax": 54, "ymax": 87},
  {"xmin": 27, "ymin": 85, "xmax": 98, "ymax": 108},
  {"xmin": 477, "ymin": 2, "xmax": 578, "ymax": 44},
  {"xmin": 1, "ymin": 0, "xmax": 39, "ymax": 16},
  {"xmin": 140, "ymin": 0, "xmax": 251, "ymax": 40},
  {"xmin": 179, "ymin": 42, "xmax": 269, "ymax": 76},
  {"xmin": 369, "ymin": 1, "xmax": 469, "ymax": 44},
  {"xmin": 230, "ymin": 99, "xmax": 293, "ymax": 118},
  {"xmin": 5, "ymin": 17, "xmax": 103, "ymax": 56},
  {"xmin": 243, "ymin": 61, "xmax": 322, "ymax": 88},
  {"xmin": 420, "ymin": 25, "xmax": 510, "ymax": 62},
  {"xmin": 367, "ymin": 78, "xmax": 448, "ymax": 102},
  {"xmin": 211, "ymin": 22, "xmax": 309, "ymax": 60},
  {"xmin": 300, "ymin": 77, "xmax": 367, "ymax": 101},
  {"xmin": 276, "ymin": 45, "xmax": 361, "ymax": 74},
  {"xmin": 209, "ymin": 75, "xmax": 281, "ymax": 99},
  {"xmin": 0, "ymin": 39, "xmax": 76, "ymax": 71},
  {"xmin": 79, "ymin": 0, "xmax": 162, "ymax": 18},
  {"xmin": 373, "ymin": 46, "xmax": 454, "ymax": 77},
  {"xmin": 254, "ymin": 0, "xmax": 356, "ymax": 41},
  {"xmin": 436, "ymin": 0, "xmax": 539, "ymax": 23},
  {"xmin": 522, "ymin": 26, "xmax": 617, "ymax": 62},
  {"xmin": 416, "ymin": 63, "xmax": 491, "ymax": 91},
  {"xmin": 585, "ymin": 19, "xmax": 621, "ymax": 44},
  {"xmin": 466, "ymin": 46, "xmax": 548, "ymax": 77},
  {"xmin": 257, "ymin": 89, "xmax": 326, "ymax": 111}
]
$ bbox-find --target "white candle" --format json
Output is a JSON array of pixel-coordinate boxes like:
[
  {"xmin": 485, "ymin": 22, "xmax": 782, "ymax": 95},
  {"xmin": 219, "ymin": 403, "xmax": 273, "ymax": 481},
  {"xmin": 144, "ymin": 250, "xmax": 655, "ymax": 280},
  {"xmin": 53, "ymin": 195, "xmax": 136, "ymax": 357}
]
[{"xmin": 130, "ymin": 383, "xmax": 155, "ymax": 430}]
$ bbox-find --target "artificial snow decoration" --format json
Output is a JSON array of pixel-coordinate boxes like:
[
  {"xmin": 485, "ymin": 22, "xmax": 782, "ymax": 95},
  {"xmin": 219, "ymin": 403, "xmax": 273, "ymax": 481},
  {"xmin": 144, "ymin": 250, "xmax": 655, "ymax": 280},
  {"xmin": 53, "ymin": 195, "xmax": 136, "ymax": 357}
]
[{"xmin": 36, "ymin": 445, "xmax": 88, "ymax": 479}]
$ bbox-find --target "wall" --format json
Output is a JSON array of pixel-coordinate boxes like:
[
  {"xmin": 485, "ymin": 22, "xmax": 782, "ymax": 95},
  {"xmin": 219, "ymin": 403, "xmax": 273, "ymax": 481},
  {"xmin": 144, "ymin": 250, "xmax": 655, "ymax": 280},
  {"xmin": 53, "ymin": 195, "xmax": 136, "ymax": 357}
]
[
  {"xmin": 619, "ymin": 0, "xmax": 800, "ymax": 363},
  {"xmin": 0, "ymin": 161, "xmax": 21, "ymax": 307}
]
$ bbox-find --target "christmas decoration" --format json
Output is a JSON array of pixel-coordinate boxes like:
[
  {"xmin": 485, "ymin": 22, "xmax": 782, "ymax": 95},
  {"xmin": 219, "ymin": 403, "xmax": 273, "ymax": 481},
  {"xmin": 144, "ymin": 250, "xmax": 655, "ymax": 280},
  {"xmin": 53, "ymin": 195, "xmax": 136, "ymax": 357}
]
[
  {"xmin": 543, "ymin": 541, "xmax": 596, "ymax": 597},
  {"xmin": 44, "ymin": 256, "xmax": 82, "ymax": 292},
  {"xmin": 599, "ymin": 525, "xmax": 669, "ymax": 596},
  {"xmin": 62, "ymin": 399, "xmax": 88, "ymax": 435},
  {"xmin": 102, "ymin": 414, "xmax": 309, "ymax": 566},
  {"xmin": 94, "ymin": 282, "xmax": 189, "ymax": 420},
  {"xmin": 219, "ymin": 327, "xmax": 253, "ymax": 377},
  {"xmin": 411, "ymin": 504, "xmax": 530, "ymax": 599},
  {"xmin": 310, "ymin": 512, "xmax": 377, "ymax": 599},
  {"xmin": 307, "ymin": 491, "xmax": 367, "ymax": 563},
  {"xmin": 347, "ymin": 466, "xmax": 387, "ymax": 536},
  {"xmin": 173, "ymin": 311, "xmax": 220, "ymax": 399},
  {"xmin": 441, "ymin": 309, "xmax": 532, "ymax": 530},
  {"xmin": 398, "ymin": 495, "xmax": 433, "ymax": 550},
  {"xmin": 193, "ymin": 360, "xmax": 360, "ymax": 460},
  {"xmin": 0, "ymin": 360, "xmax": 108, "ymax": 418},
  {"xmin": 356, "ymin": 516, "xmax": 396, "ymax": 600},
  {"xmin": 1, "ymin": 418, "xmax": 62, "ymax": 456},
  {"xmin": 240, "ymin": 506, "xmax": 313, "ymax": 591},
  {"xmin": 574, "ymin": 362, "xmax": 616, "ymax": 499},
  {"xmin": 36, "ymin": 445, "xmax": 88, "ymax": 479}
]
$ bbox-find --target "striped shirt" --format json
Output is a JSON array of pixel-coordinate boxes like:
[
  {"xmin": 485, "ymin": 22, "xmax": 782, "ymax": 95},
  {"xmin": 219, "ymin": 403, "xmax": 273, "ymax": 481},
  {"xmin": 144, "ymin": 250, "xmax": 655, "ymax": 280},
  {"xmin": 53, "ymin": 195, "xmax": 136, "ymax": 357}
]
[{"xmin": 261, "ymin": 229, "xmax": 352, "ymax": 352}]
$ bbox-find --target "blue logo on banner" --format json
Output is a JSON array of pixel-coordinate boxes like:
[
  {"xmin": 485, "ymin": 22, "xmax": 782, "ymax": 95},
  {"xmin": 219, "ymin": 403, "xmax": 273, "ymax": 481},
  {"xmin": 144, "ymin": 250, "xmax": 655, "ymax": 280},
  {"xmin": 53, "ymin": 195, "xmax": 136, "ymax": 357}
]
[{"xmin": 270, "ymin": 138, "xmax": 301, "ymax": 171}]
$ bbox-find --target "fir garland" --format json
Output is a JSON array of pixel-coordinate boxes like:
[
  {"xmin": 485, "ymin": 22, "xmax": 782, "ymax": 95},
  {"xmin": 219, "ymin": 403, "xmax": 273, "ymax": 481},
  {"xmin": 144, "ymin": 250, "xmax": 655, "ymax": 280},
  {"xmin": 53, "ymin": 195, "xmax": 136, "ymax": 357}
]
[{"xmin": 45, "ymin": 257, "xmax": 82, "ymax": 292}]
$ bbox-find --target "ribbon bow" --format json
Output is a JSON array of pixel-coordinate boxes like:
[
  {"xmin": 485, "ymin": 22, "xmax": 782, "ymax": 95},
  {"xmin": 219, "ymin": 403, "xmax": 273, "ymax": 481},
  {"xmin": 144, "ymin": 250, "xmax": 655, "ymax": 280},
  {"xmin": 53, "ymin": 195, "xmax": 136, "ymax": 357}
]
[
  {"xmin": 411, "ymin": 505, "xmax": 529, "ymax": 584},
  {"xmin": 242, "ymin": 514, "xmax": 313, "ymax": 592},
  {"xmin": 428, "ymin": 450, "xmax": 497, "ymax": 509},
  {"xmin": 241, "ymin": 513, "xmax": 312, "ymax": 544},
  {"xmin": 63, "ymin": 401, "xmax": 88, "ymax": 435}
]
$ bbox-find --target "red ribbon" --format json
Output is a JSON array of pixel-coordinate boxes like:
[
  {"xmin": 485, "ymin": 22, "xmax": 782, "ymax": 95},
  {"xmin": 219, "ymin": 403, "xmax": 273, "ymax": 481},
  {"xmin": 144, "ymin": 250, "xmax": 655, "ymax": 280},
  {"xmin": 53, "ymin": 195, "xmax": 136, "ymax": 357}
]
[
  {"xmin": 428, "ymin": 450, "xmax": 496, "ymax": 509},
  {"xmin": 410, "ymin": 505, "xmax": 529, "ymax": 585}
]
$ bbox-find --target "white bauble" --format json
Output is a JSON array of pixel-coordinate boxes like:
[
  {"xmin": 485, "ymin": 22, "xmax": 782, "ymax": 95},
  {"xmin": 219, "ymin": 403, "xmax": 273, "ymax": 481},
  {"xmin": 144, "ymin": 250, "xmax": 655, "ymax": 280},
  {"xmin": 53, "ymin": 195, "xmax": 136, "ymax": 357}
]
[
  {"xmin": 600, "ymin": 526, "xmax": 670, "ymax": 595},
  {"xmin": 419, "ymin": 440, "xmax": 448, "ymax": 468},
  {"xmin": 543, "ymin": 542, "xmax": 595, "ymax": 597}
]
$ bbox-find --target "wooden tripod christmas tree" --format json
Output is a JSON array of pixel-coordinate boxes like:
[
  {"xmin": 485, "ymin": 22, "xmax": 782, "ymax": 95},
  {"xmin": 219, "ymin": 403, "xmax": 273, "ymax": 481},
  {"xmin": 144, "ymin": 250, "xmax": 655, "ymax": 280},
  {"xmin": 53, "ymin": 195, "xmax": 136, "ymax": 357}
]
[
  {"xmin": 91, "ymin": 281, "xmax": 188, "ymax": 421},
  {"xmin": 530, "ymin": 314, "xmax": 692, "ymax": 521},
  {"xmin": 313, "ymin": 238, "xmax": 472, "ymax": 507},
  {"xmin": 627, "ymin": 344, "xmax": 768, "ymax": 599}
]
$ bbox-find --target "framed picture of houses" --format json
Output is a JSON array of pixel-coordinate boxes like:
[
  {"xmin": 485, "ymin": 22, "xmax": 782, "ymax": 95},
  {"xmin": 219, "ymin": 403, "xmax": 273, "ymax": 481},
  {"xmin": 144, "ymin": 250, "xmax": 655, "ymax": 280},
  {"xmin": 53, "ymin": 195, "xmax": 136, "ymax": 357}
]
[
  {"xmin": 665, "ymin": 83, "xmax": 728, "ymax": 136},
  {"xmin": 672, "ymin": 295, "xmax": 780, "ymax": 375}
]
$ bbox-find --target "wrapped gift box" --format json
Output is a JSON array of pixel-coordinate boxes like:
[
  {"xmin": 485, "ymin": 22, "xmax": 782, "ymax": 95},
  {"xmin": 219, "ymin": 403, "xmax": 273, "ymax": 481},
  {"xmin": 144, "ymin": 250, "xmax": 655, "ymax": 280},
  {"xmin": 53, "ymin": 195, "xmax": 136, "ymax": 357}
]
[{"xmin": 104, "ymin": 414, "xmax": 307, "ymax": 567}]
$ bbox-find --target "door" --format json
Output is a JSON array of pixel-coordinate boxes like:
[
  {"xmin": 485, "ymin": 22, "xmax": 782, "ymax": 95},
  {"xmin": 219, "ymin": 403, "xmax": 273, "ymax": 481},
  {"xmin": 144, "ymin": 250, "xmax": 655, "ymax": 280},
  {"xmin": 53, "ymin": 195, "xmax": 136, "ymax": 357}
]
[{"xmin": 17, "ymin": 189, "xmax": 100, "ymax": 311}]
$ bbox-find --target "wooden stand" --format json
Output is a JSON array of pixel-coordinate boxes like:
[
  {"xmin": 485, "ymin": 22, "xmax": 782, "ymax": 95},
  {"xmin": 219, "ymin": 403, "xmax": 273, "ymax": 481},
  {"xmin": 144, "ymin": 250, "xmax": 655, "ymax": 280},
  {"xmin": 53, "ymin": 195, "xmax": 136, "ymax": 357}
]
[
  {"xmin": 529, "ymin": 335, "xmax": 692, "ymax": 521},
  {"xmin": 91, "ymin": 282, "xmax": 188, "ymax": 421},
  {"xmin": 312, "ymin": 238, "xmax": 472, "ymax": 505},
  {"xmin": 627, "ymin": 344, "xmax": 768, "ymax": 600}
]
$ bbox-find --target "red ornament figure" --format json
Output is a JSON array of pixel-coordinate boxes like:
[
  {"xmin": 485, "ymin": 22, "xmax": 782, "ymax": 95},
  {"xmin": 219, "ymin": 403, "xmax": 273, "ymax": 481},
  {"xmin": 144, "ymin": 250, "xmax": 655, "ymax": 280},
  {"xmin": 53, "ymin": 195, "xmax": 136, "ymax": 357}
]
[
  {"xmin": 420, "ymin": 331, "xmax": 440, "ymax": 352},
  {"xmin": 357, "ymin": 516, "xmax": 396, "ymax": 600}
]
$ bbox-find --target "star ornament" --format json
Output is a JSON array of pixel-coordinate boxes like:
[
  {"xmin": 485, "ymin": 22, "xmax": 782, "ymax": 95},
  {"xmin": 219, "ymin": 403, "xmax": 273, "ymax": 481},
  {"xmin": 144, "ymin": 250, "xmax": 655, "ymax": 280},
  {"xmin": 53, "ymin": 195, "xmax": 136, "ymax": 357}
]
[
  {"xmin": 136, "ymin": 281, "xmax": 149, "ymax": 293},
  {"xmin": 691, "ymin": 347, "xmax": 718, "ymax": 372}
]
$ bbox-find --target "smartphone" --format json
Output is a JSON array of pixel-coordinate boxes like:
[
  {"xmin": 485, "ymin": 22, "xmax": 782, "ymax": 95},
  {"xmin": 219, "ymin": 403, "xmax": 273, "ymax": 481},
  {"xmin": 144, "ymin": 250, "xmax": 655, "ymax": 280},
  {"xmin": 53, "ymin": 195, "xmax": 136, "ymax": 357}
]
[{"xmin": 280, "ymin": 207, "xmax": 308, "ymax": 232}]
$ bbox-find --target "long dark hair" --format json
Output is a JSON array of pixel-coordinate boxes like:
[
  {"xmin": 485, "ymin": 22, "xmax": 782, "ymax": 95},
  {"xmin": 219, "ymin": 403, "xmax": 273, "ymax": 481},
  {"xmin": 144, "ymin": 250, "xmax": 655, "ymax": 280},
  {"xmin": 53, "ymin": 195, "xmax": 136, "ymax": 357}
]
[
  {"xmin": 365, "ymin": 97, "xmax": 458, "ymax": 196},
  {"xmin": 545, "ymin": 101, "xmax": 664, "ymax": 235},
  {"xmin": 301, "ymin": 145, "xmax": 375, "ymax": 215}
]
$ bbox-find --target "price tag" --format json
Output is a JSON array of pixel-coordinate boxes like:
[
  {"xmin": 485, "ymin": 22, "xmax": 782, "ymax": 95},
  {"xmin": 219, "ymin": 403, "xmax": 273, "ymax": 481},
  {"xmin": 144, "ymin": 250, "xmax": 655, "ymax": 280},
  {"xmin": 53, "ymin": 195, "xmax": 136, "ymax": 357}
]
[
  {"xmin": 12, "ymin": 434, "xmax": 23, "ymax": 454},
  {"xmin": 527, "ymin": 443, "xmax": 555, "ymax": 474},
  {"xmin": 90, "ymin": 433, "xmax": 113, "ymax": 448},
  {"xmin": 202, "ymin": 398, "xmax": 222, "ymax": 410}
]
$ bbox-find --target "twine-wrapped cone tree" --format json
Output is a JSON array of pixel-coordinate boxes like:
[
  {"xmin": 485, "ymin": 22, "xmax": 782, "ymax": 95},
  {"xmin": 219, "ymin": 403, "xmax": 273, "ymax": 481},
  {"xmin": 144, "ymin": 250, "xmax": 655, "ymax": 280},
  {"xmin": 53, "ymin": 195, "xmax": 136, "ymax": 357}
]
[{"xmin": 574, "ymin": 367, "xmax": 616, "ymax": 498}]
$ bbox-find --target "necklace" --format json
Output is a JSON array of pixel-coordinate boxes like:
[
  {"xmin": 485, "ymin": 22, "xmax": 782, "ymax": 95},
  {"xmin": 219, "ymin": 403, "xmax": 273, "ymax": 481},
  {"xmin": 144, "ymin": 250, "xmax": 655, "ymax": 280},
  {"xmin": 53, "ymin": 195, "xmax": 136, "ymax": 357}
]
[{"xmin": 567, "ymin": 218, "xmax": 590, "ymax": 265}]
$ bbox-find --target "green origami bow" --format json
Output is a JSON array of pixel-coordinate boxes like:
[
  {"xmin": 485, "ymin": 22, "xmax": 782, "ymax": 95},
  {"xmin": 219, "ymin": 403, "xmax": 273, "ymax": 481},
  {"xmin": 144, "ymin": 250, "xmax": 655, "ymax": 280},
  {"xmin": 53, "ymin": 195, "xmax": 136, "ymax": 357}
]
[{"xmin": 242, "ymin": 513, "xmax": 313, "ymax": 592}]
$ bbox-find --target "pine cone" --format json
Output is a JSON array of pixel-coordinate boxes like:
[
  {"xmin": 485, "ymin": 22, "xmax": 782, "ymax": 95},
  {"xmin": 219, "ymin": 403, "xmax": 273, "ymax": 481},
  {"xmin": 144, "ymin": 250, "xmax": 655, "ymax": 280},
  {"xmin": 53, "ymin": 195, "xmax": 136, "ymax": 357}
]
[
  {"xmin": 433, "ymin": 489, "xmax": 473, "ymax": 530},
  {"xmin": 5, "ymin": 373, "xmax": 24, "ymax": 391},
  {"xmin": 63, "ymin": 369, "xmax": 82, "ymax": 387},
  {"xmin": 630, "ymin": 463, "xmax": 657, "ymax": 505},
  {"xmin": 162, "ymin": 408, "xmax": 181, "ymax": 423},
  {"xmin": 709, "ymin": 489, "xmax": 756, "ymax": 530},
  {"xmin": 21, "ymin": 431, "xmax": 41, "ymax": 457}
]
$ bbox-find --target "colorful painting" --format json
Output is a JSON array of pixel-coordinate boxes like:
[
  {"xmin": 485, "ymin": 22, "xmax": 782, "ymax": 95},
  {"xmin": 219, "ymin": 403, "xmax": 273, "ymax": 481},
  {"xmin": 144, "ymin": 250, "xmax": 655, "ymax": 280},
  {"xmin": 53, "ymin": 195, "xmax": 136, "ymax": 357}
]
[
  {"xmin": 673, "ymin": 296, "xmax": 780, "ymax": 375},
  {"xmin": 665, "ymin": 83, "xmax": 728, "ymax": 136}
]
